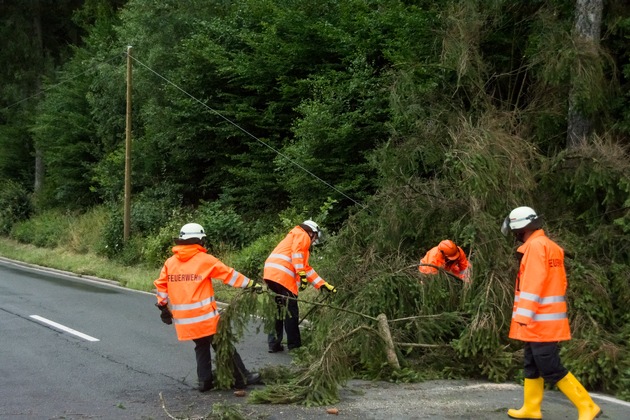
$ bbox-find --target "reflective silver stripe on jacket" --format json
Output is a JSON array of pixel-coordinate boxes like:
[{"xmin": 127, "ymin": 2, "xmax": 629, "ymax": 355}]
[
  {"xmin": 306, "ymin": 269, "xmax": 315, "ymax": 276},
  {"xmin": 518, "ymin": 292, "xmax": 540, "ymax": 302},
  {"xmin": 540, "ymin": 296, "xmax": 565, "ymax": 304},
  {"xmin": 533, "ymin": 312, "xmax": 567, "ymax": 321},
  {"xmin": 227, "ymin": 270, "xmax": 240, "ymax": 287},
  {"xmin": 157, "ymin": 292, "xmax": 169, "ymax": 304},
  {"xmin": 292, "ymin": 253, "xmax": 304, "ymax": 259},
  {"xmin": 515, "ymin": 294, "xmax": 565, "ymax": 304},
  {"xmin": 239, "ymin": 276, "xmax": 251, "ymax": 288},
  {"xmin": 270, "ymin": 253, "xmax": 292, "ymax": 262},
  {"xmin": 513, "ymin": 309, "xmax": 567, "ymax": 321},
  {"xmin": 294, "ymin": 263, "xmax": 305, "ymax": 269},
  {"xmin": 264, "ymin": 262, "xmax": 295, "ymax": 278},
  {"xmin": 514, "ymin": 308, "xmax": 535, "ymax": 318},
  {"xmin": 311, "ymin": 277, "xmax": 323, "ymax": 286},
  {"xmin": 171, "ymin": 296, "xmax": 215, "ymax": 311},
  {"xmin": 172, "ymin": 309, "xmax": 220, "ymax": 325}
]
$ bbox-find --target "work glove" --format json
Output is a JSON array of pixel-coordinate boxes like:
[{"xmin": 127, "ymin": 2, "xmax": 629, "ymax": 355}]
[
  {"xmin": 246, "ymin": 279, "xmax": 264, "ymax": 294},
  {"xmin": 321, "ymin": 282, "xmax": 337, "ymax": 294},
  {"xmin": 298, "ymin": 271, "xmax": 308, "ymax": 291},
  {"xmin": 155, "ymin": 303, "xmax": 173, "ymax": 325}
]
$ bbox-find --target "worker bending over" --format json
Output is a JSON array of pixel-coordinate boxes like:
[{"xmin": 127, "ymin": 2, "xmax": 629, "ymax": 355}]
[{"xmin": 419, "ymin": 239, "xmax": 470, "ymax": 282}]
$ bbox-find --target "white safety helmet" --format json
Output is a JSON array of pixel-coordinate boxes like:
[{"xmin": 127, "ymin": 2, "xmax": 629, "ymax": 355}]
[
  {"xmin": 179, "ymin": 223, "xmax": 206, "ymax": 240},
  {"xmin": 302, "ymin": 220, "xmax": 321, "ymax": 245},
  {"xmin": 501, "ymin": 206, "xmax": 542, "ymax": 236}
]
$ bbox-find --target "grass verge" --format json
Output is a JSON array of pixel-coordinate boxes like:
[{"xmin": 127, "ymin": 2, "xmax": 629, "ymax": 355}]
[
  {"xmin": 0, "ymin": 236, "xmax": 241, "ymax": 301},
  {"xmin": 0, "ymin": 237, "xmax": 157, "ymax": 291}
]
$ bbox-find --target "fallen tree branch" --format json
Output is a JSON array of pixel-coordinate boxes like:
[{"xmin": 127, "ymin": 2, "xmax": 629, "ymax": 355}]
[
  {"xmin": 377, "ymin": 313, "xmax": 400, "ymax": 369},
  {"xmin": 158, "ymin": 392, "xmax": 180, "ymax": 420},
  {"xmin": 418, "ymin": 263, "xmax": 467, "ymax": 282},
  {"xmin": 394, "ymin": 342, "xmax": 449, "ymax": 348},
  {"xmin": 388, "ymin": 312, "xmax": 465, "ymax": 323}
]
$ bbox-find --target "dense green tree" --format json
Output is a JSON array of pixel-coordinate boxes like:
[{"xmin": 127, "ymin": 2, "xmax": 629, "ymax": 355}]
[
  {"xmin": 93, "ymin": 0, "xmax": 409, "ymax": 222},
  {"xmin": 0, "ymin": 0, "xmax": 125, "ymax": 207},
  {"xmin": 29, "ymin": 0, "xmax": 126, "ymax": 208}
]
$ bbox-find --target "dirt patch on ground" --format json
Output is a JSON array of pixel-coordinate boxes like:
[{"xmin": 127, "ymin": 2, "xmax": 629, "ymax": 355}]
[
  {"xmin": 155, "ymin": 378, "xmax": 627, "ymax": 420},
  {"xmin": 155, "ymin": 379, "xmax": 521, "ymax": 419}
]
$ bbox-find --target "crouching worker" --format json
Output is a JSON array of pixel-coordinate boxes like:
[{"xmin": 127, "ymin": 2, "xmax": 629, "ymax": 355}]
[{"xmin": 154, "ymin": 223, "xmax": 263, "ymax": 392}]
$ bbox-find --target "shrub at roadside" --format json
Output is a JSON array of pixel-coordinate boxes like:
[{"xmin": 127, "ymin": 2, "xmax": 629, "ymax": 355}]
[
  {"xmin": 195, "ymin": 201, "xmax": 252, "ymax": 253},
  {"xmin": 142, "ymin": 214, "xmax": 190, "ymax": 268},
  {"xmin": 10, "ymin": 209, "xmax": 72, "ymax": 248},
  {"xmin": 225, "ymin": 231, "xmax": 285, "ymax": 281},
  {"xmin": 0, "ymin": 180, "xmax": 32, "ymax": 235},
  {"xmin": 64, "ymin": 206, "xmax": 110, "ymax": 254}
]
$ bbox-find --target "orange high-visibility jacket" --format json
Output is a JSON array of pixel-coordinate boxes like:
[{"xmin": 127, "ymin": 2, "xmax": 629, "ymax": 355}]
[
  {"xmin": 263, "ymin": 225, "xmax": 325, "ymax": 294},
  {"xmin": 508, "ymin": 229, "xmax": 571, "ymax": 342},
  {"xmin": 154, "ymin": 244, "xmax": 250, "ymax": 341},
  {"xmin": 418, "ymin": 245, "xmax": 469, "ymax": 280}
]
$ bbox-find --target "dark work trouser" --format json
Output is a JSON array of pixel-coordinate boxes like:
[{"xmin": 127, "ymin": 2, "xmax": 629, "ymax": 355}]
[
  {"xmin": 193, "ymin": 335, "xmax": 248, "ymax": 387},
  {"xmin": 264, "ymin": 279, "xmax": 301, "ymax": 350},
  {"xmin": 523, "ymin": 342, "xmax": 569, "ymax": 386}
]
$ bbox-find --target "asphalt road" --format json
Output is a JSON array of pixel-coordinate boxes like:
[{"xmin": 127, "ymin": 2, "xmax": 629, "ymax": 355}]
[
  {"xmin": 1, "ymin": 258, "xmax": 629, "ymax": 419},
  {"xmin": 0, "ymin": 259, "xmax": 292, "ymax": 419}
]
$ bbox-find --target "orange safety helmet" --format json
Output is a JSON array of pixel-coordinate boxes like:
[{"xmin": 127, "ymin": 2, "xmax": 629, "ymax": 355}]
[{"xmin": 438, "ymin": 240, "xmax": 460, "ymax": 260}]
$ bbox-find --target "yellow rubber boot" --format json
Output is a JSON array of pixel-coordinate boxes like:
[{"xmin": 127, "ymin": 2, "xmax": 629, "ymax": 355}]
[
  {"xmin": 556, "ymin": 372, "xmax": 602, "ymax": 420},
  {"xmin": 508, "ymin": 377, "xmax": 544, "ymax": 419}
]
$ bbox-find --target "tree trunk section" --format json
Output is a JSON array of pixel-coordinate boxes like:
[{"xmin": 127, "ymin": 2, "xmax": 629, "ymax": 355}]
[
  {"xmin": 377, "ymin": 313, "xmax": 400, "ymax": 370},
  {"xmin": 566, "ymin": 0, "xmax": 603, "ymax": 149}
]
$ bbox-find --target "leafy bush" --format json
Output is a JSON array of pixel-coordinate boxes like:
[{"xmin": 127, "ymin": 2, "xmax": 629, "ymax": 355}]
[
  {"xmin": 130, "ymin": 185, "xmax": 183, "ymax": 236},
  {"xmin": 116, "ymin": 234, "xmax": 147, "ymax": 267},
  {"xmin": 226, "ymin": 231, "xmax": 285, "ymax": 280},
  {"xmin": 194, "ymin": 201, "xmax": 251, "ymax": 252},
  {"xmin": 0, "ymin": 180, "xmax": 32, "ymax": 235},
  {"xmin": 142, "ymin": 212, "xmax": 190, "ymax": 268},
  {"xmin": 100, "ymin": 184, "xmax": 184, "ymax": 260},
  {"xmin": 10, "ymin": 209, "xmax": 71, "ymax": 248},
  {"xmin": 100, "ymin": 205, "xmax": 124, "ymax": 258},
  {"xmin": 64, "ymin": 206, "xmax": 109, "ymax": 254},
  {"xmin": 9, "ymin": 206, "xmax": 108, "ymax": 254}
]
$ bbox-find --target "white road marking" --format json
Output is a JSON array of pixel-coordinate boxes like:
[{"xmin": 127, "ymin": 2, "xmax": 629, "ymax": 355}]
[
  {"xmin": 590, "ymin": 392, "xmax": 630, "ymax": 408},
  {"xmin": 29, "ymin": 315, "xmax": 100, "ymax": 342}
]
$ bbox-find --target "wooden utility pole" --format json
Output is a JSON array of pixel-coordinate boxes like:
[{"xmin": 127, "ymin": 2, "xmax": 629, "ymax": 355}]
[{"xmin": 124, "ymin": 46, "xmax": 133, "ymax": 242}]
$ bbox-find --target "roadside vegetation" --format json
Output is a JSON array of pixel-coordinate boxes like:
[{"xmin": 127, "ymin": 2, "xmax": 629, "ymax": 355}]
[{"xmin": 1, "ymin": 0, "xmax": 629, "ymax": 406}]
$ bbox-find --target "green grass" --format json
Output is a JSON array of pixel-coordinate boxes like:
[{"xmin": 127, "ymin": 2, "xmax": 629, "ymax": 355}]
[
  {"xmin": 0, "ymin": 236, "xmax": 241, "ymax": 301},
  {"xmin": 0, "ymin": 237, "xmax": 157, "ymax": 291}
]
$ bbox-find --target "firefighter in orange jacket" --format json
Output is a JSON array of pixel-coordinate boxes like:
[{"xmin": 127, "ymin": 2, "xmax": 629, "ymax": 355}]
[
  {"xmin": 501, "ymin": 207, "xmax": 601, "ymax": 420},
  {"xmin": 154, "ymin": 223, "xmax": 262, "ymax": 392},
  {"xmin": 419, "ymin": 239, "xmax": 470, "ymax": 282},
  {"xmin": 263, "ymin": 220, "xmax": 336, "ymax": 352}
]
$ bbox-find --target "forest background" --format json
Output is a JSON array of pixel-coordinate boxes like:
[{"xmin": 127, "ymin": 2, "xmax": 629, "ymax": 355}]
[{"xmin": 1, "ymin": 0, "xmax": 629, "ymax": 406}]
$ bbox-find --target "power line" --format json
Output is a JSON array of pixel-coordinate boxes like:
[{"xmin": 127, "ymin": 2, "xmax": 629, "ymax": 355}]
[
  {"xmin": 128, "ymin": 53, "xmax": 367, "ymax": 210},
  {"xmin": 2, "ymin": 48, "xmax": 366, "ymax": 210}
]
